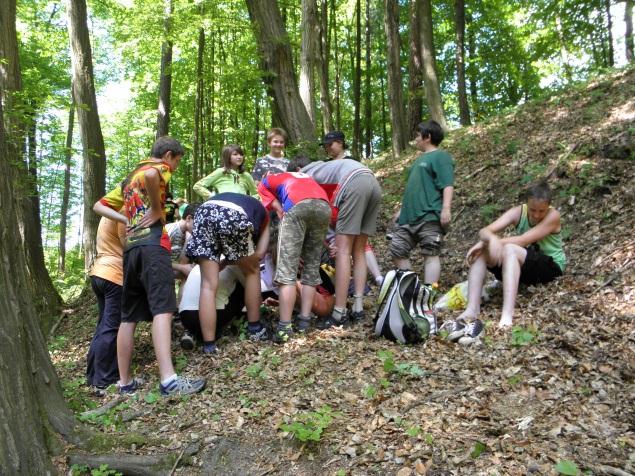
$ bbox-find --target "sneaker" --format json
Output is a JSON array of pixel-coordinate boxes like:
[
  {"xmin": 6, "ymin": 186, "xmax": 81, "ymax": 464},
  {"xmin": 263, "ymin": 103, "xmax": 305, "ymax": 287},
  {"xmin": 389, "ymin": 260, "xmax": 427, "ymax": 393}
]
[
  {"xmin": 159, "ymin": 376, "xmax": 207, "ymax": 397},
  {"xmin": 117, "ymin": 377, "xmax": 144, "ymax": 395},
  {"xmin": 273, "ymin": 325, "xmax": 293, "ymax": 343},
  {"xmin": 315, "ymin": 312, "xmax": 349, "ymax": 330},
  {"xmin": 180, "ymin": 331, "xmax": 195, "ymax": 351},
  {"xmin": 90, "ymin": 385, "xmax": 108, "ymax": 398},
  {"xmin": 202, "ymin": 341, "xmax": 218, "ymax": 354},
  {"xmin": 248, "ymin": 326, "xmax": 270, "ymax": 342},
  {"xmin": 441, "ymin": 319, "xmax": 466, "ymax": 342},
  {"xmin": 457, "ymin": 320, "xmax": 484, "ymax": 345},
  {"xmin": 350, "ymin": 310, "xmax": 365, "ymax": 323},
  {"xmin": 294, "ymin": 314, "xmax": 312, "ymax": 333}
]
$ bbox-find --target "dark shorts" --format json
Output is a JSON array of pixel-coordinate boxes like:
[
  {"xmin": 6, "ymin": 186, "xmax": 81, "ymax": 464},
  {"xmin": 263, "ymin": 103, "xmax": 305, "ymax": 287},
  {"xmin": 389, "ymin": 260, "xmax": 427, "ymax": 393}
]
[
  {"xmin": 122, "ymin": 245, "xmax": 177, "ymax": 323},
  {"xmin": 389, "ymin": 220, "xmax": 445, "ymax": 259},
  {"xmin": 488, "ymin": 245, "xmax": 563, "ymax": 285},
  {"xmin": 187, "ymin": 201, "xmax": 254, "ymax": 262}
]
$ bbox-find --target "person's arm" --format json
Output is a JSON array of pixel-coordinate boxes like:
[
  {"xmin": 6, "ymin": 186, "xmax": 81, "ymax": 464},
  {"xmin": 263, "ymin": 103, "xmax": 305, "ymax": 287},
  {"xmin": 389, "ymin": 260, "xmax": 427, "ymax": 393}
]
[
  {"xmin": 500, "ymin": 208, "xmax": 561, "ymax": 248},
  {"xmin": 257, "ymin": 179, "xmax": 277, "ymax": 210},
  {"xmin": 478, "ymin": 206, "xmax": 522, "ymax": 265},
  {"xmin": 192, "ymin": 169, "xmax": 221, "ymax": 200},
  {"xmin": 137, "ymin": 168, "xmax": 164, "ymax": 228},
  {"xmin": 243, "ymin": 173, "xmax": 259, "ymax": 197},
  {"xmin": 254, "ymin": 219, "xmax": 270, "ymax": 259},
  {"xmin": 440, "ymin": 185, "xmax": 454, "ymax": 228},
  {"xmin": 93, "ymin": 201, "xmax": 128, "ymax": 225}
]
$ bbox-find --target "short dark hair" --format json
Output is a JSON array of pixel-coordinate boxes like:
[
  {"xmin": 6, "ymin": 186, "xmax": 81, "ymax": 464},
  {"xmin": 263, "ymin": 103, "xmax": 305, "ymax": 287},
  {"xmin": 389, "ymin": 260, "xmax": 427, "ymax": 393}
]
[
  {"xmin": 416, "ymin": 120, "xmax": 444, "ymax": 146},
  {"xmin": 526, "ymin": 181, "xmax": 552, "ymax": 203},
  {"xmin": 221, "ymin": 144, "xmax": 245, "ymax": 173},
  {"xmin": 287, "ymin": 155, "xmax": 312, "ymax": 172},
  {"xmin": 151, "ymin": 136, "xmax": 185, "ymax": 159},
  {"xmin": 182, "ymin": 203, "xmax": 200, "ymax": 220}
]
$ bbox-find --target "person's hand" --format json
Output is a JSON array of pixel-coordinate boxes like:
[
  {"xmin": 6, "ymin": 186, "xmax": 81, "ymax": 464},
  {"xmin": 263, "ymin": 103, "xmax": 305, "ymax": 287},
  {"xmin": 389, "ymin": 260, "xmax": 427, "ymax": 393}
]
[
  {"xmin": 328, "ymin": 240, "xmax": 338, "ymax": 258},
  {"xmin": 440, "ymin": 207, "xmax": 451, "ymax": 229},
  {"xmin": 465, "ymin": 241, "xmax": 485, "ymax": 266},
  {"xmin": 138, "ymin": 207, "xmax": 164, "ymax": 228}
]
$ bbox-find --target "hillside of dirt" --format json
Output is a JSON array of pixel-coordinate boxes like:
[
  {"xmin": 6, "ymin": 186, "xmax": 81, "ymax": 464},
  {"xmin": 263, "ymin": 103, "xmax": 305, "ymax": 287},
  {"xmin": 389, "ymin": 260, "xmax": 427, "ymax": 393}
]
[{"xmin": 53, "ymin": 67, "xmax": 634, "ymax": 476}]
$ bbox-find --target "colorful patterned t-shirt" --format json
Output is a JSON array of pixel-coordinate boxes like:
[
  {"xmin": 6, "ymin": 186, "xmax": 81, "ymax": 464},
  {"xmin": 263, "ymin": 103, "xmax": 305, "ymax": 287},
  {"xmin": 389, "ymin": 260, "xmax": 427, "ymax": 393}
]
[{"xmin": 99, "ymin": 159, "xmax": 173, "ymax": 252}]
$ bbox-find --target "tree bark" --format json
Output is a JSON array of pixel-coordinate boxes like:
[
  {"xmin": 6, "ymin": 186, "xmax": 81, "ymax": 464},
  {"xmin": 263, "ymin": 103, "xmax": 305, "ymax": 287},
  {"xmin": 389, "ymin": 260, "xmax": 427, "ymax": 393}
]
[
  {"xmin": 156, "ymin": 0, "xmax": 173, "ymax": 137},
  {"xmin": 317, "ymin": 0, "xmax": 333, "ymax": 133},
  {"xmin": 626, "ymin": 0, "xmax": 634, "ymax": 62},
  {"xmin": 331, "ymin": 0, "xmax": 341, "ymax": 130},
  {"xmin": 0, "ymin": 9, "xmax": 79, "ymax": 474},
  {"xmin": 193, "ymin": 26, "xmax": 204, "ymax": 185},
  {"xmin": 364, "ymin": 0, "xmax": 372, "ymax": 158},
  {"xmin": 604, "ymin": 0, "xmax": 614, "ymax": 67},
  {"xmin": 454, "ymin": 0, "xmax": 470, "ymax": 126},
  {"xmin": 300, "ymin": 0, "xmax": 318, "ymax": 128},
  {"xmin": 59, "ymin": 100, "xmax": 75, "ymax": 273},
  {"xmin": 352, "ymin": 0, "xmax": 362, "ymax": 159},
  {"xmin": 384, "ymin": 0, "xmax": 409, "ymax": 157},
  {"xmin": 67, "ymin": 0, "xmax": 106, "ymax": 270},
  {"xmin": 408, "ymin": 0, "xmax": 424, "ymax": 137},
  {"xmin": 419, "ymin": 0, "xmax": 448, "ymax": 130},
  {"xmin": 466, "ymin": 9, "xmax": 478, "ymax": 120},
  {"xmin": 246, "ymin": 0, "xmax": 316, "ymax": 144}
]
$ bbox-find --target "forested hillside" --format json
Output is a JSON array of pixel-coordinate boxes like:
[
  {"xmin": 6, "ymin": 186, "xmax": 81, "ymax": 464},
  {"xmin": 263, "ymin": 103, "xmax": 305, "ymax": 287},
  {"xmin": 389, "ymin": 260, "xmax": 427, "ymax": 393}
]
[{"xmin": 50, "ymin": 67, "xmax": 635, "ymax": 475}]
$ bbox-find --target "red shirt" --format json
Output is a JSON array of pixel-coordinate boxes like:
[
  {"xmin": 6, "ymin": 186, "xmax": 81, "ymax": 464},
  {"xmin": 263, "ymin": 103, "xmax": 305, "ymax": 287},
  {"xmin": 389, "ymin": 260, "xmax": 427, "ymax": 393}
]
[{"xmin": 258, "ymin": 172, "xmax": 329, "ymax": 213}]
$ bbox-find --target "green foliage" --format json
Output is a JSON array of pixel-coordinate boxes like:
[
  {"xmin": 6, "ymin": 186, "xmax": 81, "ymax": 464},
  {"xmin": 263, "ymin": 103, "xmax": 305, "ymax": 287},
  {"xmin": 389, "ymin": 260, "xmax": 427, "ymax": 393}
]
[
  {"xmin": 555, "ymin": 460, "xmax": 580, "ymax": 475},
  {"xmin": 246, "ymin": 363, "xmax": 266, "ymax": 379},
  {"xmin": 507, "ymin": 374, "xmax": 523, "ymax": 386},
  {"xmin": 70, "ymin": 463, "xmax": 122, "ymax": 476},
  {"xmin": 405, "ymin": 425, "xmax": 421, "ymax": 437},
  {"xmin": 144, "ymin": 391, "xmax": 160, "ymax": 405},
  {"xmin": 376, "ymin": 350, "xmax": 425, "ymax": 378},
  {"xmin": 280, "ymin": 406, "xmax": 338, "ymax": 443},
  {"xmin": 470, "ymin": 441, "xmax": 488, "ymax": 459},
  {"xmin": 363, "ymin": 385, "xmax": 377, "ymax": 399},
  {"xmin": 511, "ymin": 326, "xmax": 537, "ymax": 346}
]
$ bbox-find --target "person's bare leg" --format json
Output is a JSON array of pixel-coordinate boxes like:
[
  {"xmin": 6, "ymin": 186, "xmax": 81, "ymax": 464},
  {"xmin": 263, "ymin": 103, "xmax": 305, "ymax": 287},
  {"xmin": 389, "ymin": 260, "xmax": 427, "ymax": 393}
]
[
  {"xmin": 199, "ymin": 258, "xmax": 219, "ymax": 341},
  {"xmin": 300, "ymin": 284, "xmax": 316, "ymax": 317},
  {"xmin": 365, "ymin": 248, "xmax": 382, "ymax": 283},
  {"xmin": 499, "ymin": 244, "xmax": 527, "ymax": 328},
  {"xmin": 152, "ymin": 313, "xmax": 176, "ymax": 381},
  {"xmin": 456, "ymin": 254, "xmax": 488, "ymax": 321},
  {"xmin": 393, "ymin": 257, "xmax": 411, "ymax": 270},
  {"xmin": 351, "ymin": 235, "xmax": 368, "ymax": 313},
  {"xmin": 334, "ymin": 234, "xmax": 354, "ymax": 310},
  {"xmin": 117, "ymin": 322, "xmax": 136, "ymax": 385},
  {"xmin": 423, "ymin": 255, "xmax": 441, "ymax": 284},
  {"xmin": 278, "ymin": 284, "xmax": 296, "ymax": 324},
  {"xmin": 239, "ymin": 259, "xmax": 263, "ymax": 324}
]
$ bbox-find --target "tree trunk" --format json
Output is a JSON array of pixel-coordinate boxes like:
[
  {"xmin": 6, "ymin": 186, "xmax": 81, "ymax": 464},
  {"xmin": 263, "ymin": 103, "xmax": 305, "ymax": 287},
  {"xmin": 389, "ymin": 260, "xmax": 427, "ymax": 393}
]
[
  {"xmin": 384, "ymin": 0, "xmax": 409, "ymax": 157},
  {"xmin": 604, "ymin": 0, "xmax": 614, "ymax": 67},
  {"xmin": 331, "ymin": 0, "xmax": 341, "ymax": 130},
  {"xmin": 364, "ymin": 0, "xmax": 373, "ymax": 158},
  {"xmin": 317, "ymin": 0, "xmax": 333, "ymax": 133},
  {"xmin": 408, "ymin": 0, "xmax": 424, "ymax": 137},
  {"xmin": 626, "ymin": 0, "xmax": 634, "ymax": 62},
  {"xmin": 466, "ymin": 9, "xmax": 478, "ymax": 120},
  {"xmin": 379, "ymin": 71, "xmax": 388, "ymax": 149},
  {"xmin": 419, "ymin": 0, "xmax": 448, "ymax": 130},
  {"xmin": 454, "ymin": 0, "xmax": 470, "ymax": 126},
  {"xmin": 246, "ymin": 0, "xmax": 316, "ymax": 144},
  {"xmin": 193, "ymin": 26, "xmax": 204, "ymax": 185},
  {"xmin": 300, "ymin": 0, "xmax": 318, "ymax": 128},
  {"xmin": 0, "ymin": 10, "xmax": 79, "ymax": 473},
  {"xmin": 156, "ymin": 0, "xmax": 173, "ymax": 137},
  {"xmin": 352, "ymin": 0, "xmax": 362, "ymax": 159},
  {"xmin": 59, "ymin": 100, "xmax": 75, "ymax": 273},
  {"xmin": 67, "ymin": 0, "xmax": 106, "ymax": 270}
]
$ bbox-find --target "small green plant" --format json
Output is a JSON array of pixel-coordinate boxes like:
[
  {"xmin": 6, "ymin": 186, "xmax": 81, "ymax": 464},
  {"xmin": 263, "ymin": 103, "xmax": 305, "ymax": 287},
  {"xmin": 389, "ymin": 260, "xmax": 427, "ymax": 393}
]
[
  {"xmin": 363, "ymin": 385, "xmax": 377, "ymax": 399},
  {"xmin": 511, "ymin": 326, "xmax": 536, "ymax": 346},
  {"xmin": 470, "ymin": 441, "xmax": 488, "ymax": 459},
  {"xmin": 554, "ymin": 459, "xmax": 580, "ymax": 475},
  {"xmin": 424, "ymin": 433, "xmax": 434, "ymax": 445},
  {"xmin": 405, "ymin": 425, "xmax": 421, "ymax": 437},
  {"xmin": 480, "ymin": 203, "xmax": 501, "ymax": 223},
  {"xmin": 174, "ymin": 355, "xmax": 188, "ymax": 373},
  {"xmin": 507, "ymin": 374, "xmax": 523, "ymax": 386},
  {"xmin": 280, "ymin": 405, "xmax": 338, "ymax": 442},
  {"xmin": 144, "ymin": 391, "xmax": 160, "ymax": 404},
  {"xmin": 246, "ymin": 363, "xmax": 266, "ymax": 379},
  {"xmin": 70, "ymin": 463, "xmax": 122, "ymax": 476},
  {"xmin": 376, "ymin": 351, "xmax": 425, "ymax": 378}
]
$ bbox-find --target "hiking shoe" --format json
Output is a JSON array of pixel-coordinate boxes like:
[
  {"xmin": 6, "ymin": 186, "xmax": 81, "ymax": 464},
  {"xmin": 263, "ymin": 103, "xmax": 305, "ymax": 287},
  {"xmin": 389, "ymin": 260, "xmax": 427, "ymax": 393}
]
[
  {"xmin": 202, "ymin": 341, "xmax": 218, "ymax": 354},
  {"xmin": 315, "ymin": 313, "xmax": 349, "ymax": 330},
  {"xmin": 458, "ymin": 319, "xmax": 484, "ymax": 345},
  {"xmin": 180, "ymin": 331, "xmax": 195, "ymax": 351},
  {"xmin": 350, "ymin": 310, "xmax": 365, "ymax": 323},
  {"xmin": 117, "ymin": 377, "xmax": 144, "ymax": 395},
  {"xmin": 273, "ymin": 325, "xmax": 293, "ymax": 343},
  {"xmin": 248, "ymin": 326, "xmax": 270, "ymax": 342},
  {"xmin": 90, "ymin": 385, "xmax": 108, "ymax": 398},
  {"xmin": 160, "ymin": 376, "xmax": 207, "ymax": 397},
  {"xmin": 294, "ymin": 314, "xmax": 312, "ymax": 333},
  {"xmin": 441, "ymin": 319, "xmax": 466, "ymax": 342}
]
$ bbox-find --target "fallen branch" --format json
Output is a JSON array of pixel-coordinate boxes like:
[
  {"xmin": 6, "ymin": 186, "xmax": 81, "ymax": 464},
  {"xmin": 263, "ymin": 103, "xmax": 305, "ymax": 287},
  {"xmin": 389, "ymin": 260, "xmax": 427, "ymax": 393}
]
[
  {"xmin": 169, "ymin": 448, "xmax": 185, "ymax": 476},
  {"xmin": 80, "ymin": 396, "xmax": 126, "ymax": 419},
  {"xmin": 595, "ymin": 465, "xmax": 634, "ymax": 476},
  {"xmin": 463, "ymin": 164, "xmax": 490, "ymax": 180},
  {"xmin": 402, "ymin": 386, "xmax": 471, "ymax": 413}
]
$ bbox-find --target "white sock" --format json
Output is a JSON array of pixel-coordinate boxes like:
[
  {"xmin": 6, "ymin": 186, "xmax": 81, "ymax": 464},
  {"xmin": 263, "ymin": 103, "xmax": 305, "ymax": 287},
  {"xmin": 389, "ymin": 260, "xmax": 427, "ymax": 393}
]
[
  {"xmin": 353, "ymin": 295, "xmax": 364, "ymax": 313},
  {"xmin": 161, "ymin": 374, "xmax": 177, "ymax": 386}
]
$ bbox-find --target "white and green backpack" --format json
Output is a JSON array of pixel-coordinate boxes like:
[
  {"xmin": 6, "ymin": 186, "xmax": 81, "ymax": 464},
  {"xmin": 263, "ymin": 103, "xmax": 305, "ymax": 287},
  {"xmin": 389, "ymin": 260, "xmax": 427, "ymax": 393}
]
[{"xmin": 374, "ymin": 269, "xmax": 437, "ymax": 344}]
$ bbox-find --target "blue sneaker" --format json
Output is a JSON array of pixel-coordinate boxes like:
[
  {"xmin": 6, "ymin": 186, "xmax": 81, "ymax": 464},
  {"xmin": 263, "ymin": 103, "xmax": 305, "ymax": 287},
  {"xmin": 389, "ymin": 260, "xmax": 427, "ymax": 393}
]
[
  {"xmin": 248, "ymin": 326, "xmax": 270, "ymax": 342},
  {"xmin": 159, "ymin": 376, "xmax": 207, "ymax": 397},
  {"xmin": 202, "ymin": 341, "xmax": 218, "ymax": 354},
  {"xmin": 117, "ymin": 377, "xmax": 144, "ymax": 395}
]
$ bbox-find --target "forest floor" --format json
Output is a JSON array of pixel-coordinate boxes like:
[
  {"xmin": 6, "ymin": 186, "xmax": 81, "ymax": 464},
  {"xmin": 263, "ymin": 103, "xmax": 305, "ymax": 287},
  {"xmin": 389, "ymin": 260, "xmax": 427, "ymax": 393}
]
[{"xmin": 52, "ymin": 66, "xmax": 634, "ymax": 476}]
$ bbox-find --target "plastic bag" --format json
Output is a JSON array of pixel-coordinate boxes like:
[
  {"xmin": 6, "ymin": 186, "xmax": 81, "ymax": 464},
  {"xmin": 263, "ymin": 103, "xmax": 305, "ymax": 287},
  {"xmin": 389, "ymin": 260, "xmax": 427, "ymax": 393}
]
[{"xmin": 434, "ymin": 279, "xmax": 501, "ymax": 311}]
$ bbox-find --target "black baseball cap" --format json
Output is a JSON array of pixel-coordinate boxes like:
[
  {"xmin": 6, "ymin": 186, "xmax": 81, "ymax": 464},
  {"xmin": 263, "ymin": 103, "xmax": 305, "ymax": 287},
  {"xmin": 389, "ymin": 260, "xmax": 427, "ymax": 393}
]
[{"xmin": 320, "ymin": 131, "xmax": 345, "ymax": 146}]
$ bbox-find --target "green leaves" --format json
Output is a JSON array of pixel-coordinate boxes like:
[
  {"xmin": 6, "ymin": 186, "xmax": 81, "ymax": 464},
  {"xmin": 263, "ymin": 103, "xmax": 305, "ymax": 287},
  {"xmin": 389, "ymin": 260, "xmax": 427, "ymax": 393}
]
[
  {"xmin": 511, "ymin": 326, "xmax": 536, "ymax": 346},
  {"xmin": 279, "ymin": 405, "xmax": 338, "ymax": 443},
  {"xmin": 554, "ymin": 460, "xmax": 579, "ymax": 475}
]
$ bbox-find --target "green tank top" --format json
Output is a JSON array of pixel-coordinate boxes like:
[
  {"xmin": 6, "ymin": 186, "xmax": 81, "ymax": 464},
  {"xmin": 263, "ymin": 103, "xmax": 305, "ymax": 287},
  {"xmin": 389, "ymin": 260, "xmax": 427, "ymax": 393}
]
[{"xmin": 516, "ymin": 204, "xmax": 566, "ymax": 271}]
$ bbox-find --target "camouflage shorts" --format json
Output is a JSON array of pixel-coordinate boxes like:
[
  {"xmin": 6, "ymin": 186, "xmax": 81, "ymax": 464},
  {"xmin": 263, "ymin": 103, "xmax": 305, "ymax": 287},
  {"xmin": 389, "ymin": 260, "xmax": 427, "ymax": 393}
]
[{"xmin": 275, "ymin": 199, "xmax": 331, "ymax": 286}]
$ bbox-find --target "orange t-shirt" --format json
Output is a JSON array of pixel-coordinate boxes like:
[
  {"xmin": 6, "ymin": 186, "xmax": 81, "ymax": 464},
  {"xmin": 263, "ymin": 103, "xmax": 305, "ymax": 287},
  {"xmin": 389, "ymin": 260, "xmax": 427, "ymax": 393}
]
[{"xmin": 89, "ymin": 217, "xmax": 125, "ymax": 286}]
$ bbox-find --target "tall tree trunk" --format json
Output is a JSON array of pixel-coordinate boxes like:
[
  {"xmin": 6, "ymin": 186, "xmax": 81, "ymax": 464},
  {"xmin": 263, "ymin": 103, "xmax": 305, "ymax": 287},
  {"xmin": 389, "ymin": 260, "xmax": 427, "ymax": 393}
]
[
  {"xmin": 454, "ymin": 0, "xmax": 470, "ymax": 126},
  {"xmin": 0, "ymin": 9, "xmax": 79, "ymax": 473},
  {"xmin": 253, "ymin": 95, "xmax": 261, "ymax": 159},
  {"xmin": 364, "ymin": 0, "xmax": 373, "ymax": 158},
  {"xmin": 332, "ymin": 0, "xmax": 341, "ymax": 130},
  {"xmin": 604, "ymin": 0, "xmax": 615, "ymax": 67},
  {"xmin": 59, "ymin": 100, "xmax": 75, "ymax": 273},
  {"xmin": 556, "ymin": 13, "xmax": 573, "ymax": 82},
  {"xmin": 466, "ymin": 9, "xmax": 478, "ymax": 120},
  {"xmin": 67, "ymin": 0, "xmax": 107, "ymax": 271},
  {"xmin": 352, "ymin": 0, "xmax": 362, "ymax": 159},
  {"xmin": 246, "ymin": 0, "xmax": 316, "ymax": 144},
  {"xmin": 408, "ymin": 0, "xmax": 424, "ymax": 136},
  {"xmin": 419, "ymin": 0, "xmax": 448, "ymax": 130},
  {"xmin": 384, "ymin": 0, "xmax": 408, "ymax": 157},
  {"xmin": 156, "ymin": 0, "xmax": 173, "ymax": 137},
  {"xmin": 193, "ymin": 26, "xmax": 204, "ymax": 185},
  {"xmin": 300, "ymin": 0, "xmax": 318, "ymax": 128},
  {"xmin": 627, "ymin": 0, "xmax": 634, "ymax": 62},
  {"xmin": 379, "ymin": 71, "xmax": 388, "ymax": 149},
  {"xmin": 317, "ymin": 0, "xmax": 333, "ymax": 133}
]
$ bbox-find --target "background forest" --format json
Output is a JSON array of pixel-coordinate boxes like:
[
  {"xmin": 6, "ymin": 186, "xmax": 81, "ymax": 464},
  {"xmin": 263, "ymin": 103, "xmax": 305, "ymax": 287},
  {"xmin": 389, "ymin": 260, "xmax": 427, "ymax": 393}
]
[{"xmin": 7, "ymin": 0, "xmax": 632, "ymax": 306}]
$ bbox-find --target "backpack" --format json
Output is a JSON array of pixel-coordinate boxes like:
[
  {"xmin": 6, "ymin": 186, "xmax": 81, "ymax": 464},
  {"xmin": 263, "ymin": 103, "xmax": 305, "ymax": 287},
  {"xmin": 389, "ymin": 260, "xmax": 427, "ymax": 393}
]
[{"xmin": 374, "ymin": 269, "xmax": 437, "ymax": 344}]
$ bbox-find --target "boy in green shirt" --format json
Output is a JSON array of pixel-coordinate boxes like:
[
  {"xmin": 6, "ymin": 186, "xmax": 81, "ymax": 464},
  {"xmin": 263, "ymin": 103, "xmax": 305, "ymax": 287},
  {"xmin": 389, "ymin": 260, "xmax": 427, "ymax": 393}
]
[{"xmin": 389, "ymin": 120, "xmax": 455, "ymax": 288}]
